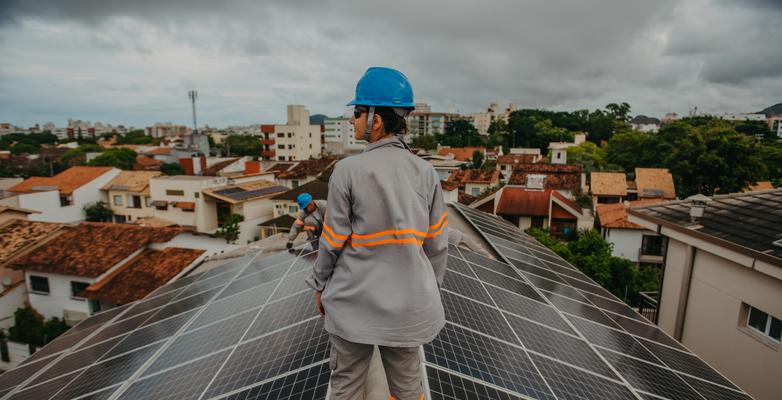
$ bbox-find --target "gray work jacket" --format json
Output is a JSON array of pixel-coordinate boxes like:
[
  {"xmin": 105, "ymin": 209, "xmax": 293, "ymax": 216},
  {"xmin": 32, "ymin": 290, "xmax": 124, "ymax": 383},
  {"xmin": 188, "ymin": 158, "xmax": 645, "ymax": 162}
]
[
  {"xmin": 307, "ymin": 136, "xmax": 448, "ymax": 347},
  {"xmin": 288, "ymin": 199, "xmax": 327, "ymax": 242}
]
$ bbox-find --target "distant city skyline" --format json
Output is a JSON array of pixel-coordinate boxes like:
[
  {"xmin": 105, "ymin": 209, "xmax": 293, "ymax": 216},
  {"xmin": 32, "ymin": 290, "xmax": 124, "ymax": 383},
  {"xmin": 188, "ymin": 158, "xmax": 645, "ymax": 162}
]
[{"xmin": 1, "ymin": 0, "xmax": 781, "ymax": 127}]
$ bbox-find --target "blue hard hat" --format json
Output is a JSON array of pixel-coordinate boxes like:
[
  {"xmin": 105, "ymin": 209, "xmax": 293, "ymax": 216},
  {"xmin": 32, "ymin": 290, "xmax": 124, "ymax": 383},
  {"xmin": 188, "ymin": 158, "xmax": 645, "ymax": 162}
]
[
  {"xmin": 346, "ymin": 67, "xmax": 415, "ymax": 108},
  {"xmin": 296, "ymin": 193, "xmax": 313, "ymax": 209}
]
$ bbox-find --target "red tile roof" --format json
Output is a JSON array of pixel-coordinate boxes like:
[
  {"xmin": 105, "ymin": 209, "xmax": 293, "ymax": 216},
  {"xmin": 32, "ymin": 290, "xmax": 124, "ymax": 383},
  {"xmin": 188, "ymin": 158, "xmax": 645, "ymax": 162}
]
[
  {"xmin": 11, "ymin": 222, "xmax": 183, "ymax": 278},
  {"xmin": 9, "ymin": 166, "xmax": 114, "ymax": 195},
  {"xmin": 551, "ymin": 190, "xmax": 582, "ymax": 214},
  {"xmin": 0, "ymin": 220, "xmax": 65, "ymax": 266},
  {"xmin": 80, "ymin": 247, "xmax": 204, "ymax": 304},
  {"xmin": 597, "ymin": 203, "xmax": 644, "ymax": 230},
  {"xmin": 438, "ymin": 147, "xmax": 486, "ymax": 162},
  {"xmin": 267, "ymin": 163, "xmax": 294, "ymax": 173},
  {"xmin": 447, "ymin": 169, "xmax": 500, "ymax": 186},
  {"xmin": 496, "ymin": 187, "xmax": 553, "ymax": 217},
  {"xmin": 277, "ymin": 158, "xmax": 336, "ymax": 179},
  {"xmin": 133, "ymin": 156, "xmax": 163, "ymax": 170},
  {"xmin": 508, "ymin": 163, "xmax": 583, "ymax": 191},
  {"xmin": 144, "ymin": 147, "xmax": 173, "ymax": 156},
  {"xmin": 635, "ymin": 168, "xmax": 676, "ymax": 199},
  {"xmin": 440, "ymin": 180, "xmax": 461, "ymax": 191},
  {"xmin": 458, "ymin": 192, "xmax": 479, "ymax": 205},
  {"xmin": 497, "ymin": 154, "xmax": 540, "ymax": 165}
]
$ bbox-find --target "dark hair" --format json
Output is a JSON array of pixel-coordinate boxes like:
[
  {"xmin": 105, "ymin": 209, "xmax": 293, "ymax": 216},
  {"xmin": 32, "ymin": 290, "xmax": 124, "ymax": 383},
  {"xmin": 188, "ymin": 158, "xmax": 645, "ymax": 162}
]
[{"xmin": 374, "ymin": 107, "xmax": 408, "ymax": 135}]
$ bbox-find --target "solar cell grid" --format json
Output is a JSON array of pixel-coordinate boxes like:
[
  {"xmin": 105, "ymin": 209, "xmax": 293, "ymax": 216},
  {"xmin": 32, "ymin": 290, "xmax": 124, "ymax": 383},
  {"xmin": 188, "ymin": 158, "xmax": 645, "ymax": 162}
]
[
  {"xmin": 471, "ymin": 264, "xmax": 543, "ymax": 302},
  {"xmin": 529, "ymin": 354, "xmax": 637, "ymax": 400},
  {"xmin": 188, "ymin": 280, "xmax": 276, "ymax": 330},
  {"xmin": 445, "ymin": 254, "xmax": 476, "ymax": 278},
  {"xmin": 599, "ymin": 351, "xmax": 704, "ymax": 400},
  {"xmin": 6, "ymin": 372, "xmax": 79, "ymax": 400},
  {"xmin": 28, "ymin": 335, "xmax": 124, "ymax": 387},
  {"xmin": 269, "ymin": 269, "xmax": 311, "ymax": 302},
  {"xmin": 545, "ymin": 292, "xmax": 620, "ymax": 328},
  {"xmin": 426, "ymin": 366, "xmax": 526, "ymax": 400},
  {"xmin": 507, "ymin": 257, "xmax": 566, "ymax": 283},
  {"xmin": 65, "ymin": 304, "xmax": 131, "ymax": 335},
  {"xmin": 145, "ymin": 310, "xmax": 257, "ymax": 376},
  {"xmin": 174, "ymin": 269, "xmax": 237, "ymax": 300},
  {"xmin": 567, "ymin": 316, "xmax": 661, "ymax": 364},
  {"xmin": 120, "ymin": 349, "xmax": 231, "ymax": 400},
  {"xmin": 607, "ymin": 314, "xmax": 686, "ymax": 351},
  {"xmin": 486, "ymin": 285, "xmax": 574, "ymax": 334},
  {"xmin": 460, "ymin": 251, "xmax": 518, "ymax": 277},
  {"xmin": 220, "ymin": 263, "xmax": 290, "ymax": 299},
  {"xmin": 120, "ymin": 288, "xmax": 185, "ymax": 320},
  {"xmin": 288, "ymin": 252, "xmax": 318, "ymax": 273},
  {"xmin": 680, "ymin": 374, "xmax": 753, "ymax": 400},
  {"xmin": 22, "ymin": 326, "xmax": 97, "ymax": 362},
  {"xmin": 140, "ymin": 287, "xmax": 220, "ymax": 327},
  {"xmin": 239, "ymin": 253, "xmax": 296, "ymax": 278},
  {"xmin": 79, "ymin": 312, "xmax": 152, "ymax": 349},
  {"xmin": 424, "ymin": 322, "xmax": 556, "ymax": 400},
  {"xmin": 216, "ymin": 362, "xmax": 330, "ymax": 400},
  {"xmin": 525, "ymin": 274, "xmax": 589, "ymax": 301},
  {"xmin": 504, "ymin": 313, "xmax": 617, "ymax": 379},
  {"xmin": 0, "ymin": 356, "xmax": 57, "ymax": 391},
  {"xmin": 102, "ymin": 309, "xmax": 197, "ymax": 360},
  {"xmin": 637, "ymin": 338, "xmax": 738, "ymax": 389},
  {"xmin": 202, "ymin": 318, "xmax": 329, "ymax": 399},
  {"xmin": 244, "ymin": 292, "xmax": 318, "ymax": 341},
  {"xmin": 441, "ymin": 291, "xmax": 518, "ymax": 344},
  {"xmin": 442, "ymin": 270, "xmax": 493, "ymax": 305}
]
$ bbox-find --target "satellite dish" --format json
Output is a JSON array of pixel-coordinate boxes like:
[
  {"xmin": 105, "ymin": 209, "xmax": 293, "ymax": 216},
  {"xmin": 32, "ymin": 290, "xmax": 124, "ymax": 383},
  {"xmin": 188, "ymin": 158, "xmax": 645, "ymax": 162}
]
[{"xmin": 2, "ymin": 277, "xmax": 11, "ymax": 287}]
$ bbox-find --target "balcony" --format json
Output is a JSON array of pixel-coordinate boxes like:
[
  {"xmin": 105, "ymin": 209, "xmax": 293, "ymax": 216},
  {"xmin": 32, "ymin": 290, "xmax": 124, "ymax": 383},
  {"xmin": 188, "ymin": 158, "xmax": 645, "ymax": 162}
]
[
  {"xmin": 260, "ymin": 139, "xmax": 275, "ymax": 145},
  {"xmin": 261, "ymin": 150, "xmax": 276, "ymax": 158},
  {"xmin": 638, "ymin": 291, "xmax": 659, "ymax": 323}
]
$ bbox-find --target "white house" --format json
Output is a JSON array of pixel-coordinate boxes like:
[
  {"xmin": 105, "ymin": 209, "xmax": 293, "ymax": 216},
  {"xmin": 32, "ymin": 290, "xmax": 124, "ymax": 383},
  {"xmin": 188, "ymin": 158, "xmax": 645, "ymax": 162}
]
[
  {"xmin": 596, "ymin": 201, "xmax": 666, "ymax": 265},
  {"xmin": 1, "ymin": 166, "xmax": 120, "ymax": 223}
]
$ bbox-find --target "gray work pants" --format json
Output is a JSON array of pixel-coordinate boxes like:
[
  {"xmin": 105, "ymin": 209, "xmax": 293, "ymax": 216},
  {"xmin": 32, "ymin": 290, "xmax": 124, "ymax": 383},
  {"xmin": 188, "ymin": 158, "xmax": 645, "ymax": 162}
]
[{"xmin": 329, "ymin": 334, "xmax": 423, "ymax": 400}]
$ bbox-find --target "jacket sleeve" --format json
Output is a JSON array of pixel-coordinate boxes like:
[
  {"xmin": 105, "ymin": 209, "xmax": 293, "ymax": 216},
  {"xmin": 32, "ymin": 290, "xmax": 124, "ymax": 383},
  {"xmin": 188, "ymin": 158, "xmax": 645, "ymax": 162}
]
[
  {"xmin": 287, "ymin": 212, "xmax": 304, "ymax": 242},
  {"xmin": 307, "ymin": 166, "xmax": 351, "ymax": 292},
  {"xmin": 423, "ymin": 171, "xmax": 448, "ymax": 287}
]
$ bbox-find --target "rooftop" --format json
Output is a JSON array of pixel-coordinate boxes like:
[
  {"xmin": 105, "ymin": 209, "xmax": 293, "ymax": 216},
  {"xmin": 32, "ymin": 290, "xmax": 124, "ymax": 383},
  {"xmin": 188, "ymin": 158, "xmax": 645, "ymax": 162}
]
[
  {"xmin": 590, "ymin": 172, "xmax": 628, "ymax": 196},
  {"xmin": 0, "ymin": 204, "xmax": 752, "ymax": 399},
  {"xmin": 437, "ymin": 146, "xmax": 485, "ymax": 162},
  {"xmin": 101, "ymin": 170, "xmax": 161, "ymax": 193},
  {"xmin": 635, "ymin": 168, "xmax": 676, "ymax": 199},
  {"xmin": 270, "ymin": 180, "xmax": 328, "ymax": 201},
  {"xmin": 80, "ymin": 247, "xmax": 205, "ymax": 304},
  {"xmin": 276, "ymin": 158, "xmax": 336, "ymax": 179},
  {"xmin": 11, "ymin": 222, "xmax": 183, "ymax": 278},
  {"xmin": 203, "ymin": 180, "xmax": 287, "ymax": 204},
  {"xmin": 203, "ymin": 158, "xmax": 241, "ymax": 176},
  {"xmin": 630, "ymin": 188, "xmax": 782, "ymax": 264},
  {"xmin": 8, "ymin": 166, "xmax": 115, "ymax": 195},
  {"xmin": 508, "ymin": 163, "xmax": 583, "ymax": 191},
  {"xmin": 497, "ymin": 154, "xmax": 541, "ymax": 165},
  {"xmin": 0, "ymin": 219, "xmax": 64, "ymax": 266},
  {"xmin": 447, "ymin": 169, "xmax": 500, "ymax": 186}
]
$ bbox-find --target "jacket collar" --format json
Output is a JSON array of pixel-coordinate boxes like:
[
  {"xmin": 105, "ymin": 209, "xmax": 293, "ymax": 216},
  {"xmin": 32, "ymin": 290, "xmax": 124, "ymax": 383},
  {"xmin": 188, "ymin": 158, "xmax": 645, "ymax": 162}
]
[{"xmin": 363, "ymin": 135, "xmax": 409, "ymax": 153}]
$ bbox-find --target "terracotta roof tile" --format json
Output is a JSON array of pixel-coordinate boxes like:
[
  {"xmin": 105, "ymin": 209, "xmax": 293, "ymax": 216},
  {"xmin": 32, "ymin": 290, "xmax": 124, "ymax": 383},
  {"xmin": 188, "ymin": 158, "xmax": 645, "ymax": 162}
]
[
  {"xmin": 508, "ymin": 163, "xmax": 583, "ymax": 191},
  {"xmin": 0, "ymin": 220, "xmax": 65, "ymax": 266},
  {"xmin": 458, "ymin": 192, "xmax": 479, "ymax": 205},
  {"xmin": 437, "ymin": 147, "xmax": 486, "ymax": 162},
  {"xmin": 597, "ymin": 203, "xmax": 645, "ymax": 230},
  {"xmin": 9, "ymin": 166, "xmax": 114, "ymax": 195},
  {"xmin": 11, "ymin": 222, "xmax": 183, "ymax": 277},
  {"xmin": 551, "ymin": 190, "xmax": 582, "ymax": 214},
  {"xmin": 440, "ymin": 180, "xmax": 461, "ymax": 191},
  {"xmin": 590, "ymin": 172, "xmax": 627, "ymax": 196},
  {"xmin": 497, "ymin": 154, "xmax": 540, "ymax": 165},
  {"xmin": 745, "ymin": 181, "xmax": 774, "ymax": 192},
  {"xmin": 496, "ymin": 187, "xmax": 552, "ymax": 217},
  {"xmin": 635, "ymin": 168, "xmax": 676, "ymax": 199},
  {"xmin": 102, "ymin": 170, "xmax": 161, "ymax": 192},
  {"xmin": 267, "ymin": 163, "xmax": 294, "ymax": 173},
  {"xmin": 277, "ymin": 158, "xmax": 336, "ymax": 179},
  {"xmin": 447, "ymin": 169, "xmax": 500, "ymax": 185},
  {"xmin": 133, "ymin": 156, "xmax": 163, "ymax": 170},
  {"xmin": 81, "ymin": 247, "xmax": 204, "ymax": 304},
  {"xmin": 143, "ymin": 147, "xmax": 173, "ymax": 156}
]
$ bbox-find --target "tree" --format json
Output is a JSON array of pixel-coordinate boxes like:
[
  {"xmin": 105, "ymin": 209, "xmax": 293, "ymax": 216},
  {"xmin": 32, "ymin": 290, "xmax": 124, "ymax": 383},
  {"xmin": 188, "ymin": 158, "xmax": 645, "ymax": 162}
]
[
  {"xmin": 116, "ymin": 130, "xmax": 153, "ymax": 145},
  {"xmin": 10, "ymin": 142, "xmax": 39, "ymax": 155},
  {"xmin": 223, "ymin": 135, "xmax": 261, "ymax": 157},
  {"xmin": 437, "ymin": 119, "xmax": 483, "ymax": 147},
  {"xmin": 411, "ymin": 134, "xmax": 438, "ymax": 150},
  {"xmin": 471, "ymin": 150, "xmax": 484, "ymax": 169},
  {"xmin": 8, "ymin": 306, "xmax": 69, "ymax": 346},
  {"xmin": 88, "ymin": 148, "xmax": 137, "ymax": 170},
  {"xmin": 605, "ymin": 130, "xmax": 659, "ymax": 171},
  {"xmin": 61, "ymin": 148, "xmax": 86, "ymax": 167},
  {"xmin": 160, "ymin": 162, "xmax": 185, "ymax": 176},
  {"xmin": 84, "ymin": 201, "xmax": 113, "ymax": 222},
  {"xmin": 566, "ymin": 140, "xmax": 618, "ymax": 175},
  {"xmin": 216, "ymin": 213, "xmax": 244, "ymax": 244}
]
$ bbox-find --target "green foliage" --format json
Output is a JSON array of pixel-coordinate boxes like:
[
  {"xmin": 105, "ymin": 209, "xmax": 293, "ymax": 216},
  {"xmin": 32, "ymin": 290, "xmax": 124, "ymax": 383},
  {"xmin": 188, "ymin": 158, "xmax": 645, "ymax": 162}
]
[
  {"xmin": 471, "ymin": 150, "xmax": 484, "ymax": 169},
  {"xmin": 79, "ymin": 143, "xmax": 103, "ymax": 153},
  {"xmin": 160, "ymin": 162, "xmax": 185, "ymax": 176},
  {"xmin": 84, "ymin": 201, "xmax": 113, "ymax": 222},
  {"xmin": 61, "ymin": 148, "xmax": 86, "ymax": 167},
  {"xmin": 8, "ymin": 306, "xmax": 68, "ymax": 346},
  {"xmin": 224, "ymin": 135, "xmax": 261, "ymax": 156},
  {"xmin": 735, "ymin": 120, "xmax": 773, "ymax": 141},
  {"xmin": 116, "ymin": 130, "xmax": 153, "ymax": 145},
  {"xmin": 572, "ymin": 188, "xmax": 593, "ymax": 209},
  {"xmin": 411, "ymin": 134, "xmax": 438, "ymax": 150},
  {"xmin": 566, "ymin": 141, "xmax": 620, "ymax": 175},
  {"xmin": 10, "ymin": 142, "xmax": 39, "ymax": 155},
  {"xmin": 437, "ymin": 119, "xmax": 483, "ymax": 147},
  {"xmin": 88, "ymin": 148, "xmax": 137, "ymax": 170},
  {"xmin": 216, "ymin": 213, "xmax": 244, "ymax": 244},
  {"xmin": 528, "ymin": 228, "xmax": 659, "ymax": 305}
]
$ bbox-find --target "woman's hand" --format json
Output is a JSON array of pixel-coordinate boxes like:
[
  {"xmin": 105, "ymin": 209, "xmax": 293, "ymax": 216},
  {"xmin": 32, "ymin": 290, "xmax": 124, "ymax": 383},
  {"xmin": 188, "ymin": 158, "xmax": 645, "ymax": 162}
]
[{"xmin": 315, "ymin": 291, "xmax": 325, "ymax": 317}]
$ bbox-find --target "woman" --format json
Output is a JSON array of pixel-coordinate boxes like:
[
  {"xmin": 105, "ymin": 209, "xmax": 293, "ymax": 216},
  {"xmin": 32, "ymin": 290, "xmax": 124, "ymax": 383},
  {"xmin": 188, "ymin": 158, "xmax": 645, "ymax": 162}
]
[{"xmin": 307, "ymin": 67, "xmax": 448, "ymax": 400}]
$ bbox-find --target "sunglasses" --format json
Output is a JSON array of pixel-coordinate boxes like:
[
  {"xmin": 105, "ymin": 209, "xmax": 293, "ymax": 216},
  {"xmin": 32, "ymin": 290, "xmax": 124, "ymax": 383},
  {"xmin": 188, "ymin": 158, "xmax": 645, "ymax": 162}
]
[{"xmin": 353, "ymin": 107, "xmax": 368, "ymax": 119}]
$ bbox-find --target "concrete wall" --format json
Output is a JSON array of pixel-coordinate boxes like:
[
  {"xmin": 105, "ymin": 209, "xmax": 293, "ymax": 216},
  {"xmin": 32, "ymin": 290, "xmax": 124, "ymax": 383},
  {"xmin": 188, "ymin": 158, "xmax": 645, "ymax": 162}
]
[
  {"xmin": 26, "ymin": 271, "xmax": 94, "ymax": 321},
  {"xmin": 17, "ymin": 191, "xmax": 66, "ymax": 222},
  {"xmin": 150, "ymin": 177, "xmax": 226, "ymax": 230},
  {"xmin": 658, "ymin": 238, "xmax": 782, "ymax": 400},
  {"xmin": 604, "ymin": 228, "xmax": 644, "ymax": 262},
  {"xmin": 465, "ymin": 182, "xmax": 490, "ymax": 197},
  {"xmin": 107, "ymin": 189, "xmax": 154, "ymax": 222},
  {"xmin": 0, "ymin": 340, "xmax": 34, "ymax": 371},
  {"xmin": 0, "ymin": 284, "xmax": 26, "ymax": 330}
]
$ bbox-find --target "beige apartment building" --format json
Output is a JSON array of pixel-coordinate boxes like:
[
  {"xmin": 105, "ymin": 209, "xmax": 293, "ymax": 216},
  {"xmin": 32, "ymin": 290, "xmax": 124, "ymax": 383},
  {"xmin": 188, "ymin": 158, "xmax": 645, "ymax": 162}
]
[
  {"xmin": 260, "ymin": 105, "xmax": 321, "ymax": 161},
  {"xmin": 101, "ymin": 171, "xmax": 161, "ymax": 223},
  {"xmin": 629, "ymin": 189, "xmax": 782, "ymax": 400}
]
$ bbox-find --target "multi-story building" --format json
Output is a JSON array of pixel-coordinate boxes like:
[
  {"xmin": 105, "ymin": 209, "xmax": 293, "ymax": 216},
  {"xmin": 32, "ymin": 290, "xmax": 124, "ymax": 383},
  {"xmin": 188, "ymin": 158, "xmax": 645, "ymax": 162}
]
[
  {"xmin": 405, "ymin": 103, "xmax": 459, "ymax": 138},
  {"xmin": 259, "ymin": 105, "xmax": 321, "ymax": 161},
  {"xmin": 146, "ymin": 123, "xmax": 192, "ymax": 138},
  {"xmin": 148, "ymin": 175, "xmax": 226, "ymax": 231},
  {"xmin": 101, "ymin": 171, "xmax": 161, "ymax": 224},
  {"xmin": 467, "ymin": 102, "xmax": 517, "ymax": 135},
  {"xmin": 323, "ymin": 116, "xmax": 365, "ymax": 155},
  {"xmin": 629, "ymin": 190, "xmax": 782, "ymax": 400}
]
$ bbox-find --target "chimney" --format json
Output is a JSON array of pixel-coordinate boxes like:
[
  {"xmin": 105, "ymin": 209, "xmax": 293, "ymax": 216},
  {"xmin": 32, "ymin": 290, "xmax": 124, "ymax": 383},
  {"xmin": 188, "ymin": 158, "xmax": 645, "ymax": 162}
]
[
  {"xmin": 525, "ymin": 174, "xmax": 547, "ymax": 191},
  {"xmin": 686, "ymin": 194, "xmax": 712, "ymax": 223}
]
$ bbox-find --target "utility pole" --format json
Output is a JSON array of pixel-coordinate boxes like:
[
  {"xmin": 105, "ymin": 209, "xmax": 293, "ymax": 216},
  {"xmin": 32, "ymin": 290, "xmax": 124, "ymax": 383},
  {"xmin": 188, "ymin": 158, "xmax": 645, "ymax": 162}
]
[{"xmin": 188, "ymin": 90, "xmax": 198, "ymax": 135}]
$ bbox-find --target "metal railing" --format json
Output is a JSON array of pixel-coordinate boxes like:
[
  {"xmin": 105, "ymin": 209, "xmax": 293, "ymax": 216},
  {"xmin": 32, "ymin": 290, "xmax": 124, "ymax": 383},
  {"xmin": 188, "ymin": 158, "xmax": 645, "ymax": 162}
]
[{"xmin": 638, "ymin": 291, "xmax": 659, "ymax": 323}]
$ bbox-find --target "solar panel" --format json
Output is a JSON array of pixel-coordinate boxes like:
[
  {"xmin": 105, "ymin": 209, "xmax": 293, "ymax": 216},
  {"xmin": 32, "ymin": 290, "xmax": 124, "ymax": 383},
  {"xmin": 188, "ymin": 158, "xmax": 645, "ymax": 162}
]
[{"xmin": 0, "ymin": 204, "xmax": 755, "ymax": 399}]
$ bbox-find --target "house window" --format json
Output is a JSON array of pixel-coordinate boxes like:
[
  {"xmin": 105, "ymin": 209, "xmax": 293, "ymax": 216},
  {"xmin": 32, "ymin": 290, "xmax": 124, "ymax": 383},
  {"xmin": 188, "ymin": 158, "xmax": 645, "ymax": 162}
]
[
  {"xmin": 309, "ymin": 144, "xmax": 313, "ymax": 149},
  {"xmin": 128, "ymin": 195, "xmax": 141, "ymax": 209},
  {"xmin": 29, "ymin": 275, "xmax": 50, "ymax": 294},
  {"xmin": 288, "ymin": 145, "xmax": 294, "ymax": 149},
  {"xmin": 60, "ymin": 196, "xmax": 72, "ymax": 207},
  {"xmin": 278, "ymin": 144, "xmax": 285, "ymax": 150},
  {"xmin": 194, "ymin": 192, "xmax": 200, "ymax": 198},
  {"xmin": 531, "ymin": 217, "xmax": 546, "ymax": 229},
  {"xmin": 114, "ymin": 215, "xmax": 127, "ymax": 223},
  {"xmin": 309, "ymin": 133, "xmax": 312, "ymax": 138},
  {"xmin": 289, "ymin": 204, "xmax": 299, "ymax": 214},
  {"xmin": 471, "ymin": 187, "xmax": 481, "ymax": 196},
  {"xmin": 747, "ymin": 306, "xmax": 781, "ymax": 342},
  {"xmin": 166, "ymin": 190, "xmax": 184, "ymax": 196},
  {"xmin": 144, "ymin": 196, "xmax": 152, "ymax": 208},
  {"xmin": 291, "ymin": 180, "xmax": 299, "ymax": 188},
  {"xmin": 287, "ymin": 133, "xmax": 293, "ymax": 138},
  {"xmin": 641, "ymin": 235, "xmax": 664, "ymax": 256},
  {"xmin": 278, "ymin": 156, "xmax": 285, "ymax": 161},
  {"xmin": 113, "ymin": 195, "xmax": 123, "ymax": 206},
  {"xmin": 71, "ymin": 281, "xmax": 90, "ymax": 300}
]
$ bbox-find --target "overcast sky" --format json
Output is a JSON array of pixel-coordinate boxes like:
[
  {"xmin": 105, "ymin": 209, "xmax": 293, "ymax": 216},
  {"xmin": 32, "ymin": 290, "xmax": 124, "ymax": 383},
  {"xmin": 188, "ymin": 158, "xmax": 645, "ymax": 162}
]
[{"xmin": 1, "ymin": 0, "xmax": 780, "ymax": 128}]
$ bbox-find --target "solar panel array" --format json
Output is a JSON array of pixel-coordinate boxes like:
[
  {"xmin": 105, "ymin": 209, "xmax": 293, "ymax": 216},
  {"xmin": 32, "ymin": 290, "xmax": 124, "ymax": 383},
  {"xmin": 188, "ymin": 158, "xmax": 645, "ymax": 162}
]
[
  {"xmin": 438, "ymin": 203, "xmax": 754, "ymax": 400},
  {"xmin": 0, "ymin": 204, "xmax": 755, "ymax": 400}
]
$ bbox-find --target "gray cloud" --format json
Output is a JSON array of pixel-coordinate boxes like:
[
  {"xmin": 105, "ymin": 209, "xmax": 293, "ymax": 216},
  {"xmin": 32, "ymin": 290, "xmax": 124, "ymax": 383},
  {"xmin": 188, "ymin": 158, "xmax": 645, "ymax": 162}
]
[{"xmin": 0, "ymin": 0, "xmax": 780, "ymax": 127}]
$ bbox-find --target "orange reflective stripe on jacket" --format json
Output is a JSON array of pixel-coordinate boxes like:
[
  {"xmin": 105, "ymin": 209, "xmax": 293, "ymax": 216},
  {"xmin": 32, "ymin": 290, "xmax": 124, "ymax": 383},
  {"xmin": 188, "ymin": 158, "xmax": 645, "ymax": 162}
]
[
  {"xmin": 322, "ymin": 223, "xmax": 348, "ymax": 249},
  {"xmin": 321, "ymin": 214, "xmax": 448, "ymax": 249}
]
